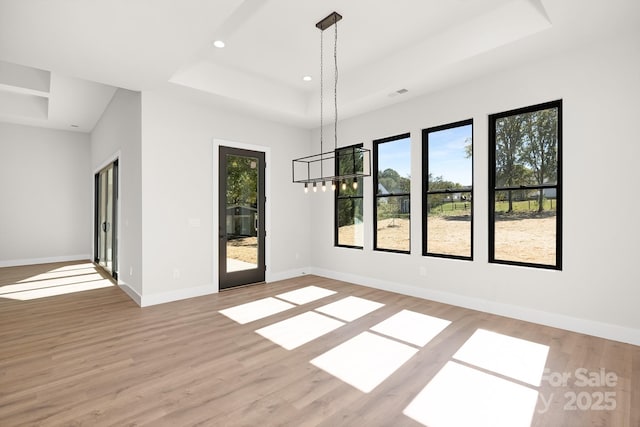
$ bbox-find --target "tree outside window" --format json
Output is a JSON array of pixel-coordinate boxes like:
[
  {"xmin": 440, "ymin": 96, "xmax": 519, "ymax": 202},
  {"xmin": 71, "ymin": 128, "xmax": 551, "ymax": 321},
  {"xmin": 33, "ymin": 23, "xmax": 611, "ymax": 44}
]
[{"xmin": 489, "ymin": 100, "xmax": 562, "ymax": 269}]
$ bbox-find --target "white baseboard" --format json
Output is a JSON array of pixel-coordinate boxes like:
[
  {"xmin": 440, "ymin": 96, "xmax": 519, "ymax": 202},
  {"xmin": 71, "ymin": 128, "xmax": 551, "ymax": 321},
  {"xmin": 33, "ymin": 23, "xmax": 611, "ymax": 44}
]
[
  {"xmin": 117, "ymin": 282, "xmax": 142, "ymax": 306},
  {"xmin": 309, "ymin": 267, "xmax": 640, "ymax": 347},
  {"xmin": 266, "ymin": 267, "xmax": 310, "ymax": 283},
  {"xmin": 0, "ymin": 254, "xmax": 91, "ymax": 268},
  {"xmin": 134, "ymin": 268, "xmax": 309, "ymax": 307},
  {"xmin": 140, "ymin": 284, "xmax": 218, "ymax": 307}
]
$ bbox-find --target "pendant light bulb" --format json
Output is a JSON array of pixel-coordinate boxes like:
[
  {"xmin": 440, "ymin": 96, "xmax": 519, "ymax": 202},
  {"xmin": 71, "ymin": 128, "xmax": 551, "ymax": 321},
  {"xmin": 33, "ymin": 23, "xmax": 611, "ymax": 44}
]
[
  {"xmin": 331, "ymin": 181, "xmax": 336, "ymax": 191},
  {"xmin": 341, "ymin": 180, "xmax": 347, "ymax": 190},
  {"xmin": 322, "ymin": 181, "xmax": 327, "ymax": 192},
  {"xmin": 304, "ymin": 183, "xmax": 309, "ymax": 193},
  {"xmin": 313, "ymin": 182, "xmax": 317, "ymax": 192},
  {"xmin": 352, "ymin": 180, "xmax": 358, "ymax": 190}
]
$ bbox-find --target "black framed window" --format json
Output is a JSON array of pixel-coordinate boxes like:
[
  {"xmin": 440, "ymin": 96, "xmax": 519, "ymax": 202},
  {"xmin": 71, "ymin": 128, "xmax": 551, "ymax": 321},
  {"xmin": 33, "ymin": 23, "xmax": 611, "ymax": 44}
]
[
  {"xmin": 489, "ymin": 100, "xmax": 562, "ymax": 269},
  {"xmin": 423, "ymin": 119, "xmax": 473, "ymax": 259},
  {"xmin": 373, "ymin": 133, "xmax": 411, "ymax": 253},
  {"xmin": 335, "ymin": 144, "xmax": 364, "ymax": 248}
]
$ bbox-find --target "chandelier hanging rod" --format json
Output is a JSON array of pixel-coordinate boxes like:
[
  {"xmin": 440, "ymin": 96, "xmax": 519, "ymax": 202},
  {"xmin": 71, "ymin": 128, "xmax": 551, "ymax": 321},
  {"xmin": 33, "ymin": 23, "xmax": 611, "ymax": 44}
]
[{"xmin": 291, "ymin": 10, "xmax": 372, "ymax": 193}]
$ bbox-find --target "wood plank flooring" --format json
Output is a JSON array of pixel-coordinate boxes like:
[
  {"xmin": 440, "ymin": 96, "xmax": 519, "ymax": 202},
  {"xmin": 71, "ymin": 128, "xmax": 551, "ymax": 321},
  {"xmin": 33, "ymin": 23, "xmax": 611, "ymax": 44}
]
[{"xmin": 1, "ymin": 261, "xmax": 638, "ymax": 426}]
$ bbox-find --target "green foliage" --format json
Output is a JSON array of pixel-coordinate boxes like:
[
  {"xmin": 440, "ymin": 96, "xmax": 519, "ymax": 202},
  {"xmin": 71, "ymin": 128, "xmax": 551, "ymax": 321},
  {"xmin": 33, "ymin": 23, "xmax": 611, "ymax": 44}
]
[
  {"xmin": 494, "ymin": 198, "xmax": 556, "ymax": 213},
  {"xmin": 378, "ymin": 168, "xmax": 410, "ymax": 194},
  {"xmin": 464, "ymin": 136, "xmax": 473, "ymax": 159},
  {"xmin": 426, "ymin": 174, "xmax": 470, "ymax": 211},
  {"xmin": 226, "ymin": 155, "xmax": 258, "ymax": 206},
  {"xmin": 337, "ymin": 198, "xmax": 362, "ymax": 228},
  {"xmin": 427, "ymin": 196, "xmax": 472, "ymax": 216},
  {"xmin": 336, "ymin": 147, "xmax": 364, "ymax": 228},
  {"xmin": 495, "ymin": 107, "xmax": 558, "ymax": 213},
  {"xmin": 376, "ymin": 196, "xmax": 409, "ymax": 221},
  {"xmin": 428, "ymin": 173, "xmax": 464, "ymax": 191}
]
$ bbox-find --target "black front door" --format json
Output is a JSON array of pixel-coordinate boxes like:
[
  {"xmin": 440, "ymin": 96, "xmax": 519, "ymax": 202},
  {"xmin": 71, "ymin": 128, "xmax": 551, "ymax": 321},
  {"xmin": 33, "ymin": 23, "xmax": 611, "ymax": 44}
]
[{"xmin": 218, "ymin": 146, "xmax": 266, "ymax": 289}]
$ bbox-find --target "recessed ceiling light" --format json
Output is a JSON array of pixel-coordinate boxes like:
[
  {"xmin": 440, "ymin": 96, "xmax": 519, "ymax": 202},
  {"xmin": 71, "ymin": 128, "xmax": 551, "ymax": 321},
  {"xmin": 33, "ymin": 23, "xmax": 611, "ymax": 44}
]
[
  {"xmin": 303, "ymin": 76, "xmax": 312, "ymax": 82},
  {"xmin": 213, "ymin": 40, "xmax": 225, "ymax": 48}
]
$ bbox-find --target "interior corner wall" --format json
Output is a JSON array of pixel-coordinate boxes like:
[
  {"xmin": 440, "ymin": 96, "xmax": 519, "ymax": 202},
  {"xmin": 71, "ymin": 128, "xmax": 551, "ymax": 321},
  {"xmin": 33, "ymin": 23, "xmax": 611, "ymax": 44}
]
[
  {"xmin": 91, "ymin": 88, "xmax": 143, "ymax": 299},
  {"xmin": 0, "ymin": 122, "xmax": 91, "ymax": 267},
  {"xmin": 139, "ymin": 90, "xmax": 311, "ymax": 306},
  {"xmin": 309, "ymin": 30, "xmax": 640, "ymax": 345}
]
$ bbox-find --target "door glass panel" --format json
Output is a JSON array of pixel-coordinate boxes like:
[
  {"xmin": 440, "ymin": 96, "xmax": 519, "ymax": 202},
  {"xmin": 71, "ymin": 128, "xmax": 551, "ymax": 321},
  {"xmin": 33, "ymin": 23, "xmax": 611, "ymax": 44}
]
[{"xmin": 225, "ymin": 154, "xmax": 259, "ymax": 272}]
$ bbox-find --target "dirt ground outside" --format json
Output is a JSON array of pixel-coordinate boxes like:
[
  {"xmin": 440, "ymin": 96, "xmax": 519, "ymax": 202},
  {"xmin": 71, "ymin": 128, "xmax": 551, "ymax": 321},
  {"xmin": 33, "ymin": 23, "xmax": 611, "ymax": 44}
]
[
  {"xmin": 376, "ymin": 218, "xmax": 410, "ymax": 251},
  {"xmin": 339, "ymin": 214, "xmax": 556, "ymax": 264},
  {"xmin": 493, "ymin": 214, "xmax": 556, "ymax": 264},
  {"xmin": 230, "ymin": 215, "xmax": 556, "ymax": 265},
  {"xmin": 227, "ymin": 237, "xmax": 258, "ymax": 264}
]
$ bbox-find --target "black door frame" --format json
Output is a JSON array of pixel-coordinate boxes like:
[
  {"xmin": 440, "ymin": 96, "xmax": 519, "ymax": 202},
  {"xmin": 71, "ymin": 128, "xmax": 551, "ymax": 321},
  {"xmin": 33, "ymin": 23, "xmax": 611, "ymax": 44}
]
[{"xmin": 218, "ymin": 146, "xmax": 266, "ymax": 290}]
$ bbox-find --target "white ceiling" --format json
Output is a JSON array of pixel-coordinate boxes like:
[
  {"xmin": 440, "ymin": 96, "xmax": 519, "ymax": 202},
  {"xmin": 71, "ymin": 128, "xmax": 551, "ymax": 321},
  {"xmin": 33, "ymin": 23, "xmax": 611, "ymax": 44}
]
[{"xmin": 0, "ymin": 0, "xmax": 638, "ymax": 132}]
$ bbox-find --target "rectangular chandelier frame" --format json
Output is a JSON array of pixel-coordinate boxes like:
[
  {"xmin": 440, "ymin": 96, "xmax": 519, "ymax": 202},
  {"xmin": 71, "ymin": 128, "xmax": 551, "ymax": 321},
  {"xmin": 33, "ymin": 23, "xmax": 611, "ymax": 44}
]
[{"xmin": 292, "ymin": 146, "xmax": 371, "ymax": 184}]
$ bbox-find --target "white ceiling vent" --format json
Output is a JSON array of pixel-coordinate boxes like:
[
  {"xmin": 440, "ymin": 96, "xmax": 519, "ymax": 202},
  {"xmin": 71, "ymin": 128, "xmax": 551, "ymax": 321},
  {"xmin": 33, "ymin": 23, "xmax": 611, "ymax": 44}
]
[{"xmin": 388, "ymin": 88, "xmax": 409, "ymax": 97}]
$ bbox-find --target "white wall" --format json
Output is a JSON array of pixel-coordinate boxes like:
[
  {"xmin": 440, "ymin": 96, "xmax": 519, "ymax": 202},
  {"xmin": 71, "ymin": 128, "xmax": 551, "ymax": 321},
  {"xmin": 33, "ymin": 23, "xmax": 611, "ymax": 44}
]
[
  {"xmin": 139, "ymin": 90, "xmax": 311, "ymax": 305},
  {"xmin": 0, "ymin": 122, "xmax": 90, "ymax": 266},
  {"xmin": 91, "ymin": 89, "xmax": 143, "ymax": 299},
  {"xmin": 309, "ymin": 31, "xmax": 640, "ymax": 345}
]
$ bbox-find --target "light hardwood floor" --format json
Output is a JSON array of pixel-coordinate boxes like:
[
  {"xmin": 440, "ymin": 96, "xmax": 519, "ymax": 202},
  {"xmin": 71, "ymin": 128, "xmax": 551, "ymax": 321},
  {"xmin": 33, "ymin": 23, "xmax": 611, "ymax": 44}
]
[{"xmin": 1, "ymin": 261, "xmax": 638, "ymax": 426}]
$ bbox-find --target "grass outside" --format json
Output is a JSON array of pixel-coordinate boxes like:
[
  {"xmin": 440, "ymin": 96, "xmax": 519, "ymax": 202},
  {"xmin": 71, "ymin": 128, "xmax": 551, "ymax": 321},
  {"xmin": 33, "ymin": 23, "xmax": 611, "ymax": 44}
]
[{"xmin": 494, "ymin": 199, "xmax": 556, "ymax": 213}]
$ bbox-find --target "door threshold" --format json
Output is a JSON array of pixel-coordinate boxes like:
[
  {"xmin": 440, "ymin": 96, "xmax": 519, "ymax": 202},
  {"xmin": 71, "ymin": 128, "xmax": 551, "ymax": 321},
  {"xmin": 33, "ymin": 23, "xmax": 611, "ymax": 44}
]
[{"xmin": 220, "ymin": 281, "xmax": 266, "ymax": 292}]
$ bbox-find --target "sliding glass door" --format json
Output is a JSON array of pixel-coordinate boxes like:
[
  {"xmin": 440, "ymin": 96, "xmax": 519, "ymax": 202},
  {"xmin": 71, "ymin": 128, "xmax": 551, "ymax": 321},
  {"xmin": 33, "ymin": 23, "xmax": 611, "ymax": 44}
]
[{"xmin": 94, "ymin": 160, "xmax": 118, "ymax": 279}]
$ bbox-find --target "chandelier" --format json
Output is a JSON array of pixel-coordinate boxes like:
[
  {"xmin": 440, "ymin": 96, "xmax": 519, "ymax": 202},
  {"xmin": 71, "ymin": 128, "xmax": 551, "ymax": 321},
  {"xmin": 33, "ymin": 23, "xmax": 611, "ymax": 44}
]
[{"xmin": 292, "ymin": 11, "xmax": 371, "ymax": 193}]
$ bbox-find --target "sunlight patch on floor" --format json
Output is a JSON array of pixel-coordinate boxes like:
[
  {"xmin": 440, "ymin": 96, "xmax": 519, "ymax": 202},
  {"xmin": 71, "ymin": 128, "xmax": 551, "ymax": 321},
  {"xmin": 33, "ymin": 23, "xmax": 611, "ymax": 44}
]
[
  {"xmin": 15, "ymin": 266, "xmax": 99, "ymax": 283},
  {"xmin": 311, "ymin": 331, "xmax": 418, "ymax": 393},
  {"xmin": 315, "ymin": 296, "xmax": 384, "ymax": 322},
  {"xmin": 404, "ymin": 361, "xmax": 539, "ymax": 427},
  {"xmin": 49, "ymin": 262, "xmax": 96, "ymax": 272},
  {"xmin": 1, "ymin": 273, "xmax": 107, "ymax": 294},
  {"xmin": 453, "ymin": 329, "xmax": 549, "ymax": 386},
  {"xmin": 219, "ymin": 297, "xmax": 295, "ymax": 324},
  {"xmin": 256, "ymin": 311, "xmax": 345, "ymax": 350},
  {"xmin": 371, "ymin": 309, "xmax": 451, "ymax": 347},
  {"xmin": 276, "ymin": 286, "xmax": 336, "ymax": 305},
  {"xmin": 0, "ymin": 278, "xmax": 114, "ymax": 300}
]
